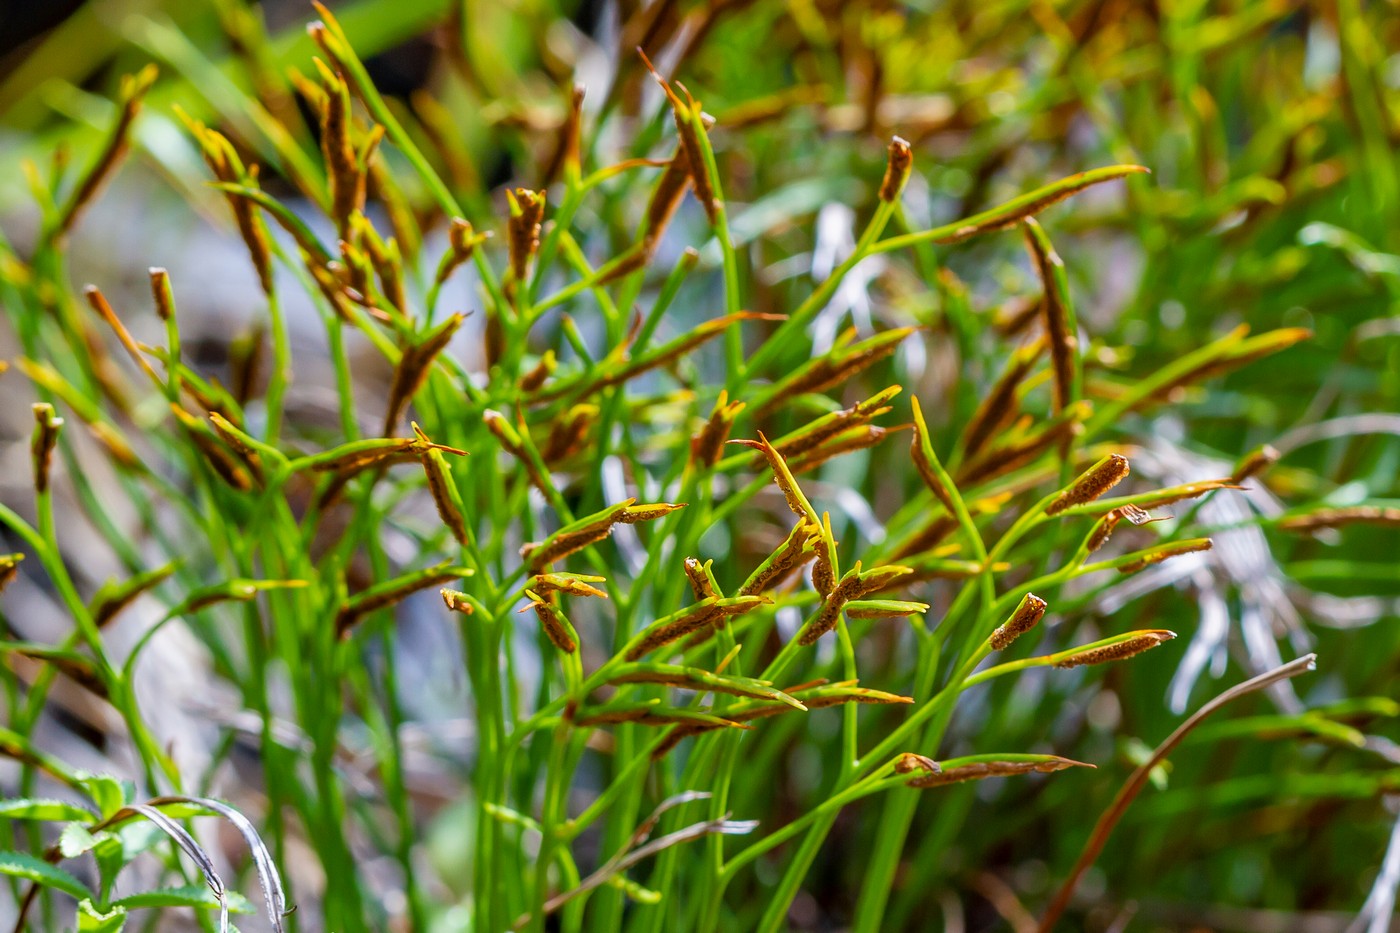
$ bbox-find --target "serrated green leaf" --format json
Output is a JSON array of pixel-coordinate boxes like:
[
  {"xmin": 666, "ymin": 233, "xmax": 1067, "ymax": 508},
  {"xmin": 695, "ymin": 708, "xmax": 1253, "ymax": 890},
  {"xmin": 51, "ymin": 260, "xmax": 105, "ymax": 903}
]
[
  {"xmin": 94, "ymin": 836, "xmax": 127, "ymax": 900},
  {"xmin": 77, "ymin": 774, "xmax": 127, "ymax": 819},
  {"xmin": 78, "ymin": 899, "xmax": 127, "ymax": 932},
  {"xmin": 0, "ymin": 798, "xmax": 95, "ymax": 822},
  {"xmin": 0, "ymin": 850, "xmax": 92, "ymax": 900},
  {"xmin": 117, "ymin": 821, "xmax": 166, "ymax": 862},
  {"xmin": 59, "ymin": 823, "xmax": 102, "ymax": 859}
]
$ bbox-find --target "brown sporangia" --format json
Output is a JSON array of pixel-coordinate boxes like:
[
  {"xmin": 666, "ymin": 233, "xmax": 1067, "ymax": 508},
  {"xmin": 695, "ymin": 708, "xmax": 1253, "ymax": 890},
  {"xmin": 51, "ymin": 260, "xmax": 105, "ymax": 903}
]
[
  {"xmin": 690, "ymin": 391, "xmax": 746, "ymax": 468},
  {"xmin": 1, "ymin": 554, "xmax": 26, "ymax": 594},
  {"xmin": 507, "ymin": 187, "xmax": 546, "ymax": 284},
  {"xmin": 739, "ymin": 520, "xmax": 820, "ymax": 597},
  {"xmin": 1045, "ymin": 454, "xmax": 1131, "ymax": 516},
  {"xmin": 441, "ymin": 589, "xmax": 474, "ymax": 614},
  {"xmin": 639, "ymin": 49, "xmax": 720, "ymax": 225},
  {"xmin": 731, "ymin": 433, "xmax": 819, "ymax": 524},
  {"xmin": 957, "ymin": 403, "xmax": 1088, "ymax": 486},
  {"xmin": 522, "ymin": 589, "xmax": 579, "ymax": 654},
  {"xmin": 314, "ymin": 58, "xmax": 363, "ymax": 237},
  {"xmin": 1116, "ymin": 539, "xmax": 1213, "ymax": 574},
  {"xmin": 811, "ymin": 513, "xmax": 839, "ymax": 600},
  {"xmin": 1053, "ymin": 630, "xmax": 1176, "ymax": 668},
  {"xmin": 878, "ymin": 136, "xmax": 913, "ymax": 203},
  {"xmin": 53, "ymin": 65, "xmax": 159, "ymax": 243},
  {"xmin": 435, "ymin": 218, "xmax": 490, "ymax": 287},
  {"xmin": 541, "ymin": 405, "xmax": 598, "ymax": 463},
  {"xmin": 988, "ymin": 593, "xmax": 1048, "ymax": 651},
  {"xmin": 521, "ymin": 499, "xmax": 684, "ymax": 572},
  {"xmin": 683, "ymin": 558, "xmax": 720, "ymax": 600},
  {"xmin": 336, "ymin": 561, "xmax": 469, "ymax": 637},
  {"xmin": 798, "ymin": 562, "xmax": 913, "ymax": 645},
  {"xmin": 531, "ymin": 573, "xmax": 608, "ymax": 599},
  {"xmin": 519, "ymin": 351, "xmax": 557, "ymax": 393},
  {"xmin": 626, "ymin": 596, "xmax": 767, "ymax": 660},
  {"xmin": 417, "ymin": 436, "xmax": 471, "ymax": 548},
  {"xmin": 30, "ymin": 404, "xmax": 64, "ymax": 495},
  {"xmin": 905, "ymin": 755, "xmax": 1093, "ymax": 788}
]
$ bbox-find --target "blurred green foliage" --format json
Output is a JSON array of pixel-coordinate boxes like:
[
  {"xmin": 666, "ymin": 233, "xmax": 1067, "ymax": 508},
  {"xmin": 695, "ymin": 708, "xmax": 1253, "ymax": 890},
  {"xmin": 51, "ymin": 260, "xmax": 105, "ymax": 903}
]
[{"xmin": 1, "ymin": 1, "xmax": 1399, "ymax": 931}]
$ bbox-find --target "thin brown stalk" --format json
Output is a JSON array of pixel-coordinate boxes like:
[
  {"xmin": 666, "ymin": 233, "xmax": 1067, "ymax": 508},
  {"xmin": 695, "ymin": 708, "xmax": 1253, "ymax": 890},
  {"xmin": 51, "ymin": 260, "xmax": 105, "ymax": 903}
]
[
  {"xmin": 1279, "ymin": 506, "xmax": 1400, "ymax": 533},
  {"xmin": 1038, "ymin": 655, "xmax": 1318, "ymax": 931},
  {"xmin": 85, "ymin": 286, "xmax": 163, "ymax": 389},
  {"xmin": 52, "ymin": 65, "xmax": 158, "ymax": 242}
]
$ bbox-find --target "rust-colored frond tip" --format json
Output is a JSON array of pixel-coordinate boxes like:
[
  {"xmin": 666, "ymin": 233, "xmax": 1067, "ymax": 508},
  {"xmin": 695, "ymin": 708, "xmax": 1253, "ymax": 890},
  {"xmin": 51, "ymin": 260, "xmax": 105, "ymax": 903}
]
[
  {"xmin": 879, "ymin": 136, "xmax": 913, "ymax": 203},
  {"xmin": 0, "ymin": 553, "xmax": 24, "ymax": 594},
  {"xmin": 683, "ymin": 557, "xmax": 719, "ymax": 600},
  {"xmin": 1117, "ymin": 538, "xmax": 1213, "ymax": 573},
  {"xmin": 30, "ymin": 403, "xmax": 64, "ymax": 495},
  {"xmin": 739, "ymin": 518, "xmax": 819, "ymax": 597},
  {"xmin": 734, "ymin": 432, "xmax": 818, "ymax": 523},
  {"xmin": 519, "ymin": 350, "xmax": 556, "ymax": 393},
  {"xmin": 1231, "ymin": 444, "xmax": 1280, "ymax": 484},
  {"xmin": 507, "ymin": 187, "xmax": 546, "ymax": 282},
  {"xmin": 1085, "ymin": 505, "xmax": 1156, "ymax": 552},
  {"xmin": 1046, "ymin": 454, "xmax": 1130, "ymax": 516},
  {"xmin": 636, "ymin": 46, "xmax": 721, "ymax": 223},
  {"xmin": 437, "ymin": 218, "xmax": 489, "ymax": 287},
  {"xmin": 989, "ymin": 593, "xmax": 1048, "ymax": 650},
  {"xmin": 894, "ymin": 753, "xmax": 941, "ymax": 775},
  {"xmin": 619, "ymin": 502, "xmax": 687, "ymax": 523},
  {"xmin": 441, "ymin": 589, "xmax": 473, "ymax": 614},
  {"xmin": 793, "ymin": 683, "xmax": 914, "ymax": 709},
  {"xmin": 1054, "ymin": 630, "xmax": 1177, "ymax": 669},
  {"xmin": 691, "ymin": 391, "xmax": 746, "ymax": 467},
  {"xmin": 905, "ymin": 756, "xmax": 1094, "ymax": 788},
  {"xmin": 533, "ymin": 573, "xmax": 608, "ymax": 599}
]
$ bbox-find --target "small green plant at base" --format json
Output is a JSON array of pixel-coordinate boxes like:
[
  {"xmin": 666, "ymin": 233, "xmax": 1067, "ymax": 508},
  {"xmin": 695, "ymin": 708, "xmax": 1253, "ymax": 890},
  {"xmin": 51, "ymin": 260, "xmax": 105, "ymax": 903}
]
[{"xmin": 0, "ymin": 762, "xmax": 282, "ymax": 932}]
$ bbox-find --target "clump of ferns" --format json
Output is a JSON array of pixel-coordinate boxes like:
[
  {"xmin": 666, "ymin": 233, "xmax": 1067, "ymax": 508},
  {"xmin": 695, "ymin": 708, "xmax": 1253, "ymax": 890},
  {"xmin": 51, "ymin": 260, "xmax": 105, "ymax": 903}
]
[{"xmin": 0, "ymin": 4, "xmax": 1324, "ymax": 929}]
